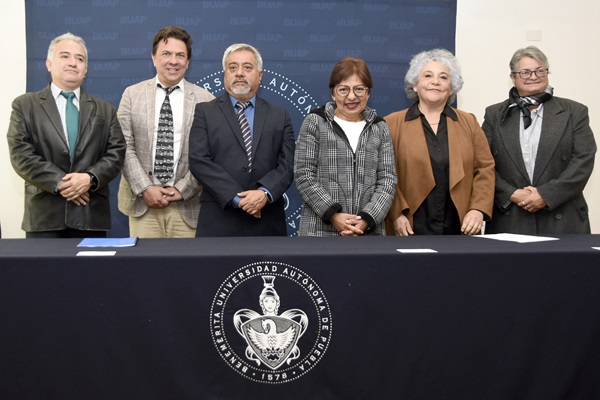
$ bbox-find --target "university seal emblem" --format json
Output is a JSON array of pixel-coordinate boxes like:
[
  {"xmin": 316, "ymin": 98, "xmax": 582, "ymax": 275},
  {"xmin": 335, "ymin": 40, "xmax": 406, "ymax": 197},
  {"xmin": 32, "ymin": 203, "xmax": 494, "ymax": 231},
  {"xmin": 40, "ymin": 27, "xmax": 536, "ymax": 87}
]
[{"xmin": 210, "ymin": 262, "xmax": 332, "ymax": 383}]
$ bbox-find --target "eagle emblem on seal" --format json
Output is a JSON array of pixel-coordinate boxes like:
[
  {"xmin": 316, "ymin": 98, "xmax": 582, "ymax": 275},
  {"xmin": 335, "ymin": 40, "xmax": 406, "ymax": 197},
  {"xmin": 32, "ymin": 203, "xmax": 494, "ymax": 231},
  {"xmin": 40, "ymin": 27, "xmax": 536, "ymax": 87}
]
[{"xmin": 234, "ymin": 276, "xmax": 308, "ymax": 370}]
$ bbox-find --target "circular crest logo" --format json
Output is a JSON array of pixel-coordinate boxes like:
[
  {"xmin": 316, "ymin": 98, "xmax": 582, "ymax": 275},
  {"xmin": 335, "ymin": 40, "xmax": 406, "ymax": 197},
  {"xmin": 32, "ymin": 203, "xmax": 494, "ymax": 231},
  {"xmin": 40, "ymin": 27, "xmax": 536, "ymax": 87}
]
[
  {"xmin": 195, "ymin": 68, "xmax": 319, "ymax": 117},
  {"xmin": 210, "ymin": 261, "xmax": 332, "ymax": 383}
]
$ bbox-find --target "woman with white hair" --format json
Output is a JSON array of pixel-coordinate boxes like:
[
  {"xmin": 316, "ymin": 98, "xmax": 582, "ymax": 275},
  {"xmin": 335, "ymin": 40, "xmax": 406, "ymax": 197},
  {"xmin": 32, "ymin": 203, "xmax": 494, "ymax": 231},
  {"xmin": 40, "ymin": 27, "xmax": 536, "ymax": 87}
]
[{"xmin": 384, "ymin": 48, "xmax": 495, "ymax": 236}]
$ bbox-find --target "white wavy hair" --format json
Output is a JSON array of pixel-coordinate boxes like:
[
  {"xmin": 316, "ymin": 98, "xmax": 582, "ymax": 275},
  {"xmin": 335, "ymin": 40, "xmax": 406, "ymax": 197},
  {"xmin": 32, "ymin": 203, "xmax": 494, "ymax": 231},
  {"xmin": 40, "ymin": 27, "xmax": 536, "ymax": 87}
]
[{"xmin": 404, "ymin": 48, "xmax": 463, "ymax": 104}]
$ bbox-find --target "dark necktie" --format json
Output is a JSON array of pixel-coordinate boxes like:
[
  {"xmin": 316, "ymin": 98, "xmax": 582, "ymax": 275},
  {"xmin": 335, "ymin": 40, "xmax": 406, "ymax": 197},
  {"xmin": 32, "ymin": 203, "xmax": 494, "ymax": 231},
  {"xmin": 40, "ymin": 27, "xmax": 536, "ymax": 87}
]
[
  {"xmin": 60, "ymin": 91, "xmax": 79, "ymax": 159},
  {"xmin": 155, "ymin": 84, "xmax": 178, "ymax": 184},
  {"xmin": 235, "ymin": 101, "xmax": 252, "ymax": 171}
]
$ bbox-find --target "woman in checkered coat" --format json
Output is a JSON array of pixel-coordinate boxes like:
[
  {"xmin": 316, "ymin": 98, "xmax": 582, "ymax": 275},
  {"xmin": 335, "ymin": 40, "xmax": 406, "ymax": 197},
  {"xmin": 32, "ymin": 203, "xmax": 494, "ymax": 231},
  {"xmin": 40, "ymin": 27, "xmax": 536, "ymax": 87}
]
[{"xmin": 293, "ymin": 57, "xmax": 397, "ymax": 236}]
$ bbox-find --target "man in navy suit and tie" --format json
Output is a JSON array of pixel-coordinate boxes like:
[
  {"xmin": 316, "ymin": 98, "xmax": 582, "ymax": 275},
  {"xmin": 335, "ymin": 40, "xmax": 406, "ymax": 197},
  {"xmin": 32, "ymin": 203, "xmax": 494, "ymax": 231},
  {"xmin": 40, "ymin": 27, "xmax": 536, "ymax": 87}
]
[
  {"xmin": 189, "ymin": 43, "xmax": 295, "ymax": 236},
  {"xmin": 7, "ymin": 32, "xmax": 125, "ymax": 238}
]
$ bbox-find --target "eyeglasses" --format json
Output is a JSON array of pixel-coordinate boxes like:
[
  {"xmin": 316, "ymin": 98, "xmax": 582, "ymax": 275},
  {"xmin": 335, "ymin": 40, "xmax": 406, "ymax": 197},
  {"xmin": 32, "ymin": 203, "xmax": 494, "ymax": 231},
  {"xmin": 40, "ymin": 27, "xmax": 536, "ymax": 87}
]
[
  {"xmin": 334, "ymin": 85, "xmax": 369, "ymax": 97},
  {"xmin": 511, "ymin": 68, "xmax": 548, "ymax": 79}
]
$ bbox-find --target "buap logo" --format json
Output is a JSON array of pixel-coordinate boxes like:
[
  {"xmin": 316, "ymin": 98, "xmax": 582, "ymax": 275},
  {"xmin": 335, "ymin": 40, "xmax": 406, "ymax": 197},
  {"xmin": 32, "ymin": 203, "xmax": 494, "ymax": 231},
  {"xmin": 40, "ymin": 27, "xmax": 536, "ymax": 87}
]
[{"xmin": 210, "ymin": 262, "xmax": 332, "ymax": 383}]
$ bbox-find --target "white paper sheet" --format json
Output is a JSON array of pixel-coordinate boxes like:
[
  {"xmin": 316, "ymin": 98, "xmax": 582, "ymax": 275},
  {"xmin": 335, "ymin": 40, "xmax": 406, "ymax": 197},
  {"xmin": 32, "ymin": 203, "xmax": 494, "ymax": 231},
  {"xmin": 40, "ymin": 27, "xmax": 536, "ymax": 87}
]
[
  {"xmin": 476, "ymin": 233, "xmax": 559, "ymax": 243},
  {"xmin": 396, "ymin": 248, "xmax": 438, "ymax": 253},
  {"xmin": 76, "ymin": 251, "xmax": 117, "ymax": 256}
]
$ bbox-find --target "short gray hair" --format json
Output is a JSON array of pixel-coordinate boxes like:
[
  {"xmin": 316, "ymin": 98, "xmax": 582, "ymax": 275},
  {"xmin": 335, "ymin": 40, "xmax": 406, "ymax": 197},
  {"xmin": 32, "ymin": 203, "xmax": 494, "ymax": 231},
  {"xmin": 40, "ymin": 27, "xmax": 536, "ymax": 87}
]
[
  {"xmin": 509, "ymin": 45, "xmax": 549, "ymax": 73},
  {"xmin": 47, "ymin": 32, "xmax": 88, "ymax": 67},
  {"xmin": 222, "ymin": 43, "xmax": 263, "ymax": 72},
  {"xmin": 404, "ymin": 48, "xmax": 463, "ymax": 104}
]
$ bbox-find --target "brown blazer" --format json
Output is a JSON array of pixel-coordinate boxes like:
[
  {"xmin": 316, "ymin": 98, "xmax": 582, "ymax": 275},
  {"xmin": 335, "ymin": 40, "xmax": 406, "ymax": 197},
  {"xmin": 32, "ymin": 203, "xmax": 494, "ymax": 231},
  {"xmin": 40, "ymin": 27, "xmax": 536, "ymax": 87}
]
[{"xmin": 384, "ymin": 107, "xmax": 495, "ymax": 235}]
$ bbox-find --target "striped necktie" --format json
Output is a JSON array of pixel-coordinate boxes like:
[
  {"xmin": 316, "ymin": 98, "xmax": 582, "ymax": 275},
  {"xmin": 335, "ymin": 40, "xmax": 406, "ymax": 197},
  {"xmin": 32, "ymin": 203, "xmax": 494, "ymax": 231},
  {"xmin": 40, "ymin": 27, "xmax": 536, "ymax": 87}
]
[{"xmin": 235, "ymin": 101, "xmax": 253, "ymax": 172}]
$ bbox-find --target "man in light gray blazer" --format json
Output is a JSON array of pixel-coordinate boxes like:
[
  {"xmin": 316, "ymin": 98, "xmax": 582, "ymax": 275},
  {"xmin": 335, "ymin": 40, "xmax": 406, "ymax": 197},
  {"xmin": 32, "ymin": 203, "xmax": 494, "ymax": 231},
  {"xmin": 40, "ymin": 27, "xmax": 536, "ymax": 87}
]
[
  {"xmin": 118, "ymin": 26, "xmax": 214, "ymax": 238},
  {"xmin": 483, "ymin": 46, "xmax": 596, "ymax": 234}
]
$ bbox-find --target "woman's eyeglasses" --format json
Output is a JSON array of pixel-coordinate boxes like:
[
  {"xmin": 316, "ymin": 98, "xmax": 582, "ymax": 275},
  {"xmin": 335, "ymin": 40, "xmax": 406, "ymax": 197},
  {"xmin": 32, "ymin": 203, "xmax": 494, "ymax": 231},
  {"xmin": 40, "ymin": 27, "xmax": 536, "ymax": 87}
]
[
  {"xmin": 334, "ymin": 85, "xmax": 369, "ymax": 97},
  {"xmin": 511, "ymin": 68, "xmax": 548, "ymax": 79}
]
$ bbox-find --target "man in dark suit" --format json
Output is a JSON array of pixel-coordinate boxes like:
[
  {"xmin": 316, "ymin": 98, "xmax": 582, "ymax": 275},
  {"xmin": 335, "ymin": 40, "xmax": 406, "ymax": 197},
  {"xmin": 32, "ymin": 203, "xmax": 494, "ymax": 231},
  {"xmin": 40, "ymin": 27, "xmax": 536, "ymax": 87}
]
[
  {"xmin": 7, "ymin": 32, "xmax": 125, "ymax": 238},
  {"xmin": 483, "ymin": 45, "xmax": 596, "ymax": 234},
  {"xmin": 189, "ymin": 43, "xmax": 295, "ymax": 236}
]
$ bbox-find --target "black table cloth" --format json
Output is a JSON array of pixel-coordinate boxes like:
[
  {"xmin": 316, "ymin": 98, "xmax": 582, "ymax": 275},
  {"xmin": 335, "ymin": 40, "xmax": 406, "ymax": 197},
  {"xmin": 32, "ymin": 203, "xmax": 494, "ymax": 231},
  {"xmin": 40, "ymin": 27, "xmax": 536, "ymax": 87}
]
[{"xmin": 1, "ymin": 235, "xmax": 599, "ymax": 400}]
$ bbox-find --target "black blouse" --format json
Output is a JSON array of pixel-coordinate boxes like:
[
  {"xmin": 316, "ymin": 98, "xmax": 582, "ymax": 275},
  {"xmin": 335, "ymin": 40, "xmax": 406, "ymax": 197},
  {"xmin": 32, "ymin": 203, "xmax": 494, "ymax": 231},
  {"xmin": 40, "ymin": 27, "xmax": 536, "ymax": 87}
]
[{"xmin": 405, "ymin": 103, "xmax": 461, "ymax": 235}]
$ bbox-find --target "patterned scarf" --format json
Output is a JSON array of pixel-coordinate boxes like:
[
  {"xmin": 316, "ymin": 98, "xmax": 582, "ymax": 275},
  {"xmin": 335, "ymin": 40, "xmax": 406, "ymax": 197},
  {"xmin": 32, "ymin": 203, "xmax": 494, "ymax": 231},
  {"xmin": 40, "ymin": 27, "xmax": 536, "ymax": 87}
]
[{"xmin": 502, "ymin": 85, "xmax": 554, "ymax": 128}]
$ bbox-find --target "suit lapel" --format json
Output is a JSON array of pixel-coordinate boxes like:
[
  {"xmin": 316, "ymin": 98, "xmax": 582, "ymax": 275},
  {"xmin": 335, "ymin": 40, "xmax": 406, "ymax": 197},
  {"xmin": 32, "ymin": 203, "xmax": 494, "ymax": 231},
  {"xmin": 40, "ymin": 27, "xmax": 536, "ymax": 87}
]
[
  {"xmin": 176, "ymin": 79, "xmax": 195, "ymax": 168},
  {"xmin": 532, "ymin": 98, "xmax": 566, "ymax": 184},
  {"xmin": 182, "ymin": 79, "xmax": 194, "ymax": 136},
  {"xmin": 497, "ymin": 104, "xmax": 531, "ymax": 182},
  {"xmin": 144, "ymin": 80, "xmax": 157, "ymax": 150},
  {"xmin": 404, "ymin": 117, "xmax": 435, "ymax": 196},
  {"xmin": 39, "ymin": 86, "xmax": 69, "ymax": 149},
  {"xmin": 218, "ymin": 94, "xmax": 246, "ymax": 151},
  {"xmin": 446, "ymin": 115, "xmax": 465, "ymax": 190},
  {"xmin": 252, "ymin": 97, "xmax": 266, "ymax": 158},
  {"xmin": 78, "ymin": 90, "xmax": 93, "ymax": 147}
]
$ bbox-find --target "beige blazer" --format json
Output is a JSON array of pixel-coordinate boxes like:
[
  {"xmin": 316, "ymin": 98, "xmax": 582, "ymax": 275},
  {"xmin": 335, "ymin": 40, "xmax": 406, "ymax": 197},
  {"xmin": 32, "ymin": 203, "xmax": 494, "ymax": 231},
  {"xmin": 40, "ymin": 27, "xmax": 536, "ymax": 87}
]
[
  {"xmin": 384, "ymin": 107, "xmax": 495, "ymax": 235},
  {"xmin": 117, "ymin": 78, "xmax": 214, "ymax": 228}
]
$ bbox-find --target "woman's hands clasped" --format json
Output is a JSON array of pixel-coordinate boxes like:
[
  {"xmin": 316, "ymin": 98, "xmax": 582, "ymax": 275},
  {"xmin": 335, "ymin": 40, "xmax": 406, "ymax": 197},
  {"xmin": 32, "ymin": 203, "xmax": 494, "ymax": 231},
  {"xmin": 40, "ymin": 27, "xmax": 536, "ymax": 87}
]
[{"xmin": 332, "ymin": 213, "xmax": 368, "ymax": 236}]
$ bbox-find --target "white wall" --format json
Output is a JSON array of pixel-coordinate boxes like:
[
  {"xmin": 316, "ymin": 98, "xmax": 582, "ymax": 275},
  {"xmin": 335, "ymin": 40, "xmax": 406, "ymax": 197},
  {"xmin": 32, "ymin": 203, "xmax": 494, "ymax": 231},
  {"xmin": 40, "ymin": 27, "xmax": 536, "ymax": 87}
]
[
  {"xmin": 2, "ymin": 2, "xmax": 26, "ymax": 238},
  {"xmin": 1, "ymin": 0, "xmax": 599, "ymax": 237}
]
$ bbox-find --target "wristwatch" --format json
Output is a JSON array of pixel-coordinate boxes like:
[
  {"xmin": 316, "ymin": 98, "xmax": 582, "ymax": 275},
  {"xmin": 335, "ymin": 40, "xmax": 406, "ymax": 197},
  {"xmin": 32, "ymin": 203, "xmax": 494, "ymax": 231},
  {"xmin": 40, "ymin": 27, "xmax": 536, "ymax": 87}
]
[
  {"xmin": 87, "ymin": 172, "xmax": 98, "ymax": 190},
  {"xmin": 259, "ymin": 188, "xmax": 271, "ymax": 203}
]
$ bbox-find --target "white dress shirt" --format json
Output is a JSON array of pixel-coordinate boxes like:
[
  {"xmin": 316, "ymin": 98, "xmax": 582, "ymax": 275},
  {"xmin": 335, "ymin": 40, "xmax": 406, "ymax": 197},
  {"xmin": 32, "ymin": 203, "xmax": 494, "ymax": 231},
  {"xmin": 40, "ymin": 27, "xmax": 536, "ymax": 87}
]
[{"xmin": 519, "ymin": 104, "xmax": 544, "ymax": 182}]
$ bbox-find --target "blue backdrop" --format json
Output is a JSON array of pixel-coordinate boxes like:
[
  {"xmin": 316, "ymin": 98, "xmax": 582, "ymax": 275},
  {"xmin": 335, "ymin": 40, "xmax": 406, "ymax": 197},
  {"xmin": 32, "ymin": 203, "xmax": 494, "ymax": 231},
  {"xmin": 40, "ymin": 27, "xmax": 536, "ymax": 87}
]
[{"xmin": 26, "ymin": 0, "xmax": 456, "ymax": 236}]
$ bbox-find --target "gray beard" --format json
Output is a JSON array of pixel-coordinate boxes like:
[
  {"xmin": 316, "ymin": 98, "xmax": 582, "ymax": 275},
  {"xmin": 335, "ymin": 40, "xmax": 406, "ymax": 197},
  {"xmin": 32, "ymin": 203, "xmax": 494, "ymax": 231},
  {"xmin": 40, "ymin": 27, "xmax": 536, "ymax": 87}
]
[{"xmin": 231, "ymin": 86, "xmax": 251, "ymax": 96}]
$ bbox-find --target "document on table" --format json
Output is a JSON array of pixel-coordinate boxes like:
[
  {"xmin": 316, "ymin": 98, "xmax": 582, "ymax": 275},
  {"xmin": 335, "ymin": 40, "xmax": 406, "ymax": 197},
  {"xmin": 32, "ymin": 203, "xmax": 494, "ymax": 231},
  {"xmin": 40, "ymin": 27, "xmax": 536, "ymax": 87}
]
[
  {"xmin": 76, "ymin": 251, "xmax": 117, "ymax": 256},
  {"xmin": 396, "ymin": 248, "xmax": 438, "ymax": 253},
  {"xmin": 77, "ymin": 237, "xmax": 138, "ymax": 247},
  {"xmin": 476, "ymin": 233, "xmax": 559, "ymax": 243}
]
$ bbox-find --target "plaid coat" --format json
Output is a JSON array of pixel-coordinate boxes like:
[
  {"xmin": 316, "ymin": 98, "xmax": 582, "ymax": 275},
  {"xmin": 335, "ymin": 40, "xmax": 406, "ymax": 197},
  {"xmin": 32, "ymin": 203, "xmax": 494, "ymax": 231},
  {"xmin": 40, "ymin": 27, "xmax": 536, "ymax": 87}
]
[{"xmin": 294, "ymin": 102, "xmax": 397, "ymax": 236}]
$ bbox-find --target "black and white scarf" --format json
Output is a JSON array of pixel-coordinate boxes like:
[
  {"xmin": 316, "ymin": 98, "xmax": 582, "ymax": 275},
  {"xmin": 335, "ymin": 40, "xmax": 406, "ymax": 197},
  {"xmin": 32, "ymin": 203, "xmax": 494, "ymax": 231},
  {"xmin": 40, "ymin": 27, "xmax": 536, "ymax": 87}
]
[{"xmin": 502, "ymin": 86, "xmax": 554, "ymax": 128}]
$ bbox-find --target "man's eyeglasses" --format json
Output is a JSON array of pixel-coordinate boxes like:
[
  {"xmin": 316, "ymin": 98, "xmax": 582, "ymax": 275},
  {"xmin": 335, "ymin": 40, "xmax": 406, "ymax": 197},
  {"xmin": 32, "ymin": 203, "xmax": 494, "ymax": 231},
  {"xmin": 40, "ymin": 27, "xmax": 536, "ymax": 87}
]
[
  {"xmin": 334, "ymin": 85, "xmax": 369, "ymax": 97},
  {"xmin": 511, "ymin": 68, "xmax": 549, "ymax": 79}
]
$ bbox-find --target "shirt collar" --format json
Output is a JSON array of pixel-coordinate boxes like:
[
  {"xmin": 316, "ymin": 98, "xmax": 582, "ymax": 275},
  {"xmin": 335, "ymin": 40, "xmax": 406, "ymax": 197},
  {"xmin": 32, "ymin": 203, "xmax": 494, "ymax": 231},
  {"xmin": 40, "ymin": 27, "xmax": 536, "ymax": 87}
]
[
  {"xmin": 405, "ymin": 102, "xmax": 458, "ymax": 122},
  {"xmin": 155, "ymin": 76, "xmax": 185, "ymax": 93},
  {"xmin": 50, "ymin": 83, "xmax": 81, "ymax": 100},
  {"xmin": 229, "ymin": 94, "xmax": 256, "ymax": 109}
]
